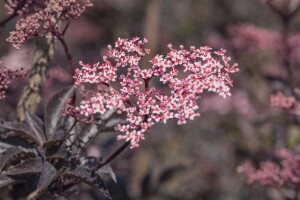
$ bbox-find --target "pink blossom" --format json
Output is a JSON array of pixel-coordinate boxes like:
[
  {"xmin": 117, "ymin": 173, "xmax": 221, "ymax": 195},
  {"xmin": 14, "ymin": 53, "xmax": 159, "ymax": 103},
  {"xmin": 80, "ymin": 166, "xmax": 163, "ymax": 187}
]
[
  {"xmin": 228, "ymin": 23, "xmax": 281, "ymax": 55},
  {"xmin": 270, "ymin": 90, "xmax": 300, "ymax": 114},
  {"xmin": 71, "ymin": 37, "xmax": 239, "ymax": 148},
  {"xmin": 240, "ymin": 145, "xmax": 300, "ymax": 187},
  {"xmin": 0, "ymin": 64, "xmax": 28, "ymax": 99},
  {"xmin": 228, "ymin": 23, "xmax": 300, "ymax": 65},
  {"xmin": 5, "ymin": 0, "xmax": 93, "ymax": 49}
]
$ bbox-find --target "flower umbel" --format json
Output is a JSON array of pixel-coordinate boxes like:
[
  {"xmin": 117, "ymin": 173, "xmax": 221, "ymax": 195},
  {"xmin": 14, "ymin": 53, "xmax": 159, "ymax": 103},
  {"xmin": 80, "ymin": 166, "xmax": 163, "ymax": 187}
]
[
  {"xmin": 72, "ymin": 37, "xmax": 239, "ymax": 148},
  {"xmin": 5, "ymin": 0, "xmax": 93, "ymax": 49},
  {"xmin": 239, "ymin": 146, "xmax": 300, "ymax": 187},
  {"xmin": 0, "ymin": 66, "xmax": 27, "ymax": 99}
]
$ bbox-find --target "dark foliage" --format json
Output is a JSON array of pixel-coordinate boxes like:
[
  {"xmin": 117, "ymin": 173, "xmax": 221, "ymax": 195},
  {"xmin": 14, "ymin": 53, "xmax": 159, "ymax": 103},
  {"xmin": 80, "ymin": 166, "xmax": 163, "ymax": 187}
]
[{"xmin": 0, "ymin": 87, "xmax": 117, "ymax": 200}]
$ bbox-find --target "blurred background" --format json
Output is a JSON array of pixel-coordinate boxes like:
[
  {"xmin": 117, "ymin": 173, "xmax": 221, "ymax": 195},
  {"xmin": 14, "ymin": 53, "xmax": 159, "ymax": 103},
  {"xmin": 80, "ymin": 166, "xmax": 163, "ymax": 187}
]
[{"xmin": 1, "ymin": 0, "xmax": 300, "ymax": 199}]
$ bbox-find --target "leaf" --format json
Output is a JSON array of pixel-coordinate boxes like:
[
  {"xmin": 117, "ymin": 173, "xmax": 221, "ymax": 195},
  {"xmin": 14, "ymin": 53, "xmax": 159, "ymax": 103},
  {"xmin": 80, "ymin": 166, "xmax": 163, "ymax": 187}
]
[
  {"xmin": 66, "ymin": 124, "xmax": 98, "ymax": 154},
  {"xmin": 46, "ymin": 149, "xmax": 67, "ymax": 160},
  {"xmin": 97, "ymin": 164, "xmax": 117, "ymax": 183},
  {"xmin": 0, "ymin": 136, "xmax": 35, "ymax": 152},
  {"xmin": 44, "ymin": 86, "xmax": 75, "ymax": 140},
  {"xmin": 79, "ymin": 156, "xmax": 117, "ymax": 183},
  {"xmin": 0, "ymin": 147, "xmax": 36, "ymax": 172},
  {"xmin": 2, "ymin": 157, "xmax": 43, "ymax": 176},
  {"xmin": 0, "ymin": 141, "xmax": 13, "ymax": 153},
  {"xmin": 42, "ymin": 130, "xmax": 65, "ymax": 151},
  {"xmin": 25, "ymin": 111, "xmax": 46, "ymax": 145},
  {"xmin": 27, "ymin": 162, "xmax": 57, "ymax": 200},
  {"xmin": 0, "ymin": 175, "xmax": 21, "ymax": 188},
  {"xmin": 31, "ymin": 115, "xmax": 44, "ymax": 131},
  {"xmin": 79, "ymin": 156, "xmax": 99, "ymax": 168},
  {"xmin": 64, "ymin": 167, "xmax": 111, "ymax": 199},
  {"xmin": 0, "ymin": 121, "xmax": 41, "ymax": 145}
]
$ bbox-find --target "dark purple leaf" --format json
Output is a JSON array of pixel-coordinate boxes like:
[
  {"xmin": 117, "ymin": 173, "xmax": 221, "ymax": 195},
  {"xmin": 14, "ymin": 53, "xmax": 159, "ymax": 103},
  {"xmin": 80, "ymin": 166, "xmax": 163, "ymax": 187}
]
[
  {"xmin": 27, "ymin": 161, "xmax": 57, "ymax": 200},
  {"xmin": 97, "ymin": 163, "xmax": 117, "ymax": 183},
  {"xmin": 64, "ymin": 167, "xmax": 111, "ymax": 199},
  {"xmin": 0, "ymin": 147, "xmax": 36, "ymax": 172},
  {"xmin": 25, "ymin": 111, "xmax": 46, "ymax": 145},
  {"xmin": 46, "ymin": 149, "xmax": 67, "ymax": 160},
  {"xmin": 42, "ymin": 130, "xmax": 65, "ymax": 151},
  {"xmin": 2, "ymin": 157, "xmax": 43, "ymax": 175},
  {"xmin": 79, "ymin": 156, "xmax": 117, "ymax": 183},
  {"xmin": 44, "ymin": 86, "xmax": 75, "ymax": 140},
  {"xmin": 0, "ymin": 121, "xmax": 41, "ymax": 145},
  {"xmin": 0, "ymin": 175, "xmax": 21, "ymax": 188}
]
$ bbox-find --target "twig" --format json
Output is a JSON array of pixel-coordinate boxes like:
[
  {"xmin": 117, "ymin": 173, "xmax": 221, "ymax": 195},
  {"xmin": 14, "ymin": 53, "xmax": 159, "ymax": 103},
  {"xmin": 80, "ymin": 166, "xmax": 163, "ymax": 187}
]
[
  {"xmin": 93, "ymin": 140, "xmax": 131, "ymax": 171},
  {"xmin": 54, "ymin": 33, "xmax": 75, "ymax": 78}
]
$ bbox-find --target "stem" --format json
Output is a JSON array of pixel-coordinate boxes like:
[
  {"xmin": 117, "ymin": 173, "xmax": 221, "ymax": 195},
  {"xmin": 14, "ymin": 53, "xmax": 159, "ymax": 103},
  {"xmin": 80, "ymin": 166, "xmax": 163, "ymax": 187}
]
[
  {"xmin": 62, "ymin": 21, "xmax": 71, "ymax": 35},
  {"xmin": 54, "ymin": 33, "xmax": 75, "ymax": 79},
  {"xmin": 93, "ymin": 140, "xmax": 131, "ymax": 171},
  {"xmin": 58, "ymin": 119, "xmax": 77, "ymax": 148}
]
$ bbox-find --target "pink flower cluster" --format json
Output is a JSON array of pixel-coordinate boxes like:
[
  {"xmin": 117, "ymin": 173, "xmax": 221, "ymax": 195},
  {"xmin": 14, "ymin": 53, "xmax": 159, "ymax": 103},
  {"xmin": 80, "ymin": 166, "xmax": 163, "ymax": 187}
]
[
  {"xmin": 239, "ymin": 146, "xmax": 300, "ymax": 186},
  {"xmin": 5, "ymin": 0, "xmax": 93, "ymax": 49},
  {"xmin": 228, "ymin": 24, "xmax": 280, "ymax": 55},
  {"xmin": 72, "ymin": 37, "xmax": 239, "ymax": 148},
  {"xmin": 228, "ymin": 24, "xmax": 300, "ymax": 65},
  {"xmin": 270, "ymin": 89, "xmax": 300, "ymax": 114},
  {"xmin": 0, "ymin": 66, "xmax": 27, "ymax": 99}
]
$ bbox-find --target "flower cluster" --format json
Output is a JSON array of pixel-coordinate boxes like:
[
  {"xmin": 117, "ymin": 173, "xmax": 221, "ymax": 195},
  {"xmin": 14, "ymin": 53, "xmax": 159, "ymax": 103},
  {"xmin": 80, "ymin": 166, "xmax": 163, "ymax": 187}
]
[
  {"xmin": 228, "ymin": 24, "xmax": 281, "ymax": 55},
  {"xmin": 0, "ymin": 66, "xmax": 28, "ymax": 99},
  {"xmin": 72, "ymin": 37, "xmax": 239, "ymax": 148},
  {"xmin": 5, "ymin": 0, "xmax": 93, "ymax": 49},
  {"xmin": 239, "ymin": 146, "xmax": 300, "ymax": 187},
  {"xmin": 270, "ymin": 89, "xmax": 300, "ymax": 114},
  {"xmin": 227, "ymin": 23, "xmax": 300, "ymax": 67}
]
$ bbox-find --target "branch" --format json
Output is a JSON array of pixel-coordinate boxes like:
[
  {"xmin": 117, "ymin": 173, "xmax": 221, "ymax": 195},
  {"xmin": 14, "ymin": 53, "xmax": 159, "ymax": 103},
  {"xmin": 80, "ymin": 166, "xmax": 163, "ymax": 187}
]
[
  {"xmin": 93, "ymin": 140, "xmax": 131, "ymax": 171},
  {"xmin": 54, "ymin": 33, "xmax": 75, "ymax": 78}
]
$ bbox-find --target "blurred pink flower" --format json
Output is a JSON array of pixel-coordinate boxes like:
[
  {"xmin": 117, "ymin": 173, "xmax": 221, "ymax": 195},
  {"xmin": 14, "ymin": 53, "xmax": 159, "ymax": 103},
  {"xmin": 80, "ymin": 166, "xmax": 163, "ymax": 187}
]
[
  {"xmin": 227, "ymin": 23, "xmax": 300, "ymax": 66},
  {"xmin": 270, "ymin": 89, "xmax": 300, "ymax": 114},
  {"xmin": 228, "ymin": 23, "xmax": 281, "ymax": 55},
  {"xmin": 200, "ymin": 90, "xmax": 256, "ymax": 119},
  {"xmin": 240, "ymin": 145, "xmax": 300, "ymax": 186}
]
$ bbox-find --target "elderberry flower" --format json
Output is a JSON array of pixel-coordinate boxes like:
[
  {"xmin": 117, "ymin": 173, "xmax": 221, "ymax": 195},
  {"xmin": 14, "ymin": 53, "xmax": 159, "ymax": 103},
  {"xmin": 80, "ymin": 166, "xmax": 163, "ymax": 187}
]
[
  {"xmin": 5, "ymin": 0, "xmax": 93, "ymax": 49},
  {"xmin": 71, "ymin": 37, "xmax": 239, "ymax": 148},
  {"xmin": 0, "ymin": 65, "xmax": 28, "ymax": 99}
]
